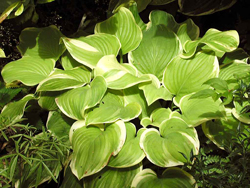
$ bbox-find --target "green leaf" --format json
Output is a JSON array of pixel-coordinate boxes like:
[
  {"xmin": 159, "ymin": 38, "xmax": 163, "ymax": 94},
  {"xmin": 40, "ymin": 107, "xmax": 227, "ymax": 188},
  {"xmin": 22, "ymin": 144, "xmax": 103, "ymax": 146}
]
[
  {"xmin": 232, "ymin": 101, "xmax": 250, "ymax": 124},
  {"xmin": 70, "ymin": 120, "xmax": 126, "ymax": 179},
  {"xmin": 84, "ymin": 164, "xmax": 142, "ymax": 188},
  {"xmin": 60, "ymin": 51, "xmax": 82, "ymax": 70},
  {"xmin": 131, "ymin": 168, "xmax": 197, "ymax": 188},
  {"xmin": 0, "ymin": 94, "xmax": 34, "ymax": 126},
  {"xmin": 95, "ymin": 7, "xmax": 142, "ymax": 54},
  {"xmin": 2, "ymin": 26, "xmax": 65, "ymax": 86},
  {"xmin": 95, "ymin": 55, "xmax": 151, "ymax": 90},
  {"xmin": 9, "ymin": 155, "xmax": 18, "ymax": 181},
  {"xmin": 38, "ymin": 91, "xmax": 61, "ymax": 111},
  {"xmin": 182, "ymin": 29, "xmax": 239, "ymax": 58},
  {"xmin": 140, "ymin": 108, "xmax": 172, "ymax": 128},
  {"xmin": 46, "ymin": 111, "xmax": 74, "ymax": 142},
  {"xmin": 220, "ymin": 48, "xmax": 249, "ymax": 65},
  {"xmin": 56, "ymin": 76, "xmax": 107, "ymax": 120},
  {"xmin": 139, "ymin": 74, "xmax": 172, "ymax": 105},
  {"xmin": 179, "ymin": 93, "xmax": 226, "ymax": 127},
  {"xmin": 85, "ymin": 91, "xmax": 141, "ymax": 125},
  {"xmin": 178, "ymin": 0, "xmax": 237, "ymax": 16},
  {"xmin": 129, "ymin": 23, "xmax": 181, "ymax": 80},
  {"xmin": 0, "ymin": 1, "xmax": 20, "ymax": 23},
  {"xmin": 37, "ymin": 67, "xmax": 91, "ymax": 91},
  {"xmin": 60, "ymin": 167, "xmax": 83, "ymax": 188},
  {"xmin": 123, "ymin": 86, "xmax": 161, "ymax": 120},
  {"xmin": 108, "ymin": 123, "xmax": 146, "ymax": 167},
  {"xmin": 190, "ymin": 89, "xmax": 217, "ymax": 100},
  {"xmin": 14, "ymin": 3, "xmax": 23, "ymax": 16},
  {"xmin": 203, "ymin": 78, "xmax": 229, "ymax": 93},
  {"xmin": 150, "ymin": 0, "xmax": 175, "ymax": 5},
  {"xmin": 0, "ymin": 48, "xmax": 6, "ymax": 58},
  {"xmin": 163, "ymin": 52, "xmax": 219, "ymax": 102},
  {"xmin": 108, "ymin": 0, "xmax": 151, "ymax": 13},
  {"xmin": 219, "ymin": 60, "xmax": 250, "ymax": 90},
  {"xmin": 202, "ymin": 108, "xmax": 249, "ymax": 149},
  {"xmin": 36, "ymin": 0, "xmax": 55, "ymax": 4},
  {"xmin": 0, "ymin": 83, "xmax": 22, "ymax": 108},
  {"xmin": 140, "ymin": 117, "xmax": 199, "ymax": 167},
  {"xmin": 62, "ymin": 33, "xmax": 120, "ymax": 69},
  {"xmin": 128, "ymin": 3, "xmax": 146, "ymax": 31},
  {"xmin": 148, "ymin": 10, "xmax": 199, "ymax": 44}
]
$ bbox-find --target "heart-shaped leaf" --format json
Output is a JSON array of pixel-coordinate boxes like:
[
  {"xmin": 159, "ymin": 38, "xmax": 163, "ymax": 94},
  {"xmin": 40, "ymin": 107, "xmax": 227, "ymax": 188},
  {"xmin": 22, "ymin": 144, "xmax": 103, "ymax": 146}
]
[
  {"xmin": 95, "ymin": 7, "xmax": 142, "ymax": 55},
  {"xmin": 163, "ymin": 52, "xmax": 219, "ymax": 103},
  {"xmin": 108, "ymin": 123, "xmax": 146, "ymax": 167},
  {"xmin": 131, "ymin": 168, "xmax": 197, "ymax": 188},
  {"xmin": 37, "ymin": 67, "xmax": 91, "ymax": 91},
  {"xmin": 70, "ymin": 120, "xmax": 126, "ymax": 179},
  {"xmin": 85, "ymin": 91, "xmax": 141, "ymax": 125},
  {"xmin": 140, "ymin": 117, "xmax": 199, "ymax": 167},
  {"xmin": 62, "ymin": 33, "xmax": 121, "ymax": 69},
  {"xmin": 56, "ymin": 76, "xmax": 107, "ymax": 120},
  {"xmin": 84, "ymin": 164, "xmax": 142, "ymax": 188}
]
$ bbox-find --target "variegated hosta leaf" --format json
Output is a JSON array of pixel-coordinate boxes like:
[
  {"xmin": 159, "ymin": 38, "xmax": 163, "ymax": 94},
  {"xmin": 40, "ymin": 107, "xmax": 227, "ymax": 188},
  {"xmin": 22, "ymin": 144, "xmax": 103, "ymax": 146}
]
[
  {"xmin": 62, "ymin": 33, "xmax": 121, "ymax": 69},
  {"xmin": 85, "ymin": 90, "xmax": 141, "ymax": 125},
  {"xmin": 141, "ymin": 108, "xmax": 172, "ymax": 128},
  {"xmin": 179, "ymin": 93, "xmax": 226, "ymax": 127},
  {"xmin": 140, "ymin": 117, "xmax": 199, "ymax": 167},
  {"xmin": 60, "ymin": 51, "xmax": 83, "ymax": 70},
  {"xmin": 37, "ymin": 67, "xmax": 91, "ymax": 91},
  {"xmin": 95, "ymin": 55, "xmax": 151, "ymax": 90},
  {"xmin": 123, "ymin": 86, "xmax": 161, "ymax": 120},
  {"xmin": 95, "ymin": 7, "xmax": 142, "ymax": 55},
  {"xmin": 128, "ymin": 3, "xmax": 146, "ymax": 31},
  {"xmin": 56, "ymin": 76, "xmax": 107, "ymax": 120},
  {"xmin": 38, "ymin": 91, "xmax": 62, "ymax": 111},
  {"xmin": 232, "ymin": 101, "xmax": 250, "ymax": 124},
  {"xmin": 46, "ymin": 111, "xmax": 74, "ymax": 142},
  {"xmin": 0, "ymin": 94, "xmax": 34, "ymax": 126},
  {"xmin": 148, "ymin": 10, "xmax": 199, "ymax": 44},
  {"xmin": 163, "ymin": 52, "xmax": 219, "ymax": 103},
  {"xmin": 129, "ymin": 23, "xmax": 181, "ymax": 80},
  {"xmin": 131, "ymin": 168, "xmax": 197, "ymax": 188},
  {"xmin": 108, "ymin": 123, "xmax": 146, "ymax": 167},
  {"xmin": 178, "ymin": 0, "xmax": 237, "ymax": 16},
  {"xmin": 219, "ymin": 60, "xmax": 250, "ymax": 90},
  {"xmin": 139, "ymin": 74, "xmax": 172, "ymax": 105},
  {"xmin": 84, "ymin": 164, "xmax": 142, "ymax": 188},
  {"xmin": 60, "ymin": 167, "xmax": 83, "ymax": 188},
  {"xmin": 182, "ymin": 29, "xmax": 239, "ymax": 59},
  {"xmin": 1, "ymin": 26, "xmax": 65, "ymax": 86},
  {"xmin": 70, "ymin": 120, "xmax": 126, "ymax": 179},
  {"xmin": 220, "ymin": 48, "xmax": 249, "ymax": 65},
  {"xmin": 202, "ymin": 108, "xmax": 249, "ymax": 149}
]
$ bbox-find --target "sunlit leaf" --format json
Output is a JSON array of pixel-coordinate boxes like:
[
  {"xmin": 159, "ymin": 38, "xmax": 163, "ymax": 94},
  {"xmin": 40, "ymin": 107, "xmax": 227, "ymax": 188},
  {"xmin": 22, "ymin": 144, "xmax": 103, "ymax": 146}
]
[{"xmin": 70, "ymin": 120, "xmax": 126, "ymax": 179}]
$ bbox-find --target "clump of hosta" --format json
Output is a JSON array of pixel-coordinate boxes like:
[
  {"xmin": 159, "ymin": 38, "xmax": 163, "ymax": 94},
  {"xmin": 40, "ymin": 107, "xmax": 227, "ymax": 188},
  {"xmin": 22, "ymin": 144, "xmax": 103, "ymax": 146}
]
[{"xmin": 1, "ymin": 2, "xmax": 249, "ymax": 188}]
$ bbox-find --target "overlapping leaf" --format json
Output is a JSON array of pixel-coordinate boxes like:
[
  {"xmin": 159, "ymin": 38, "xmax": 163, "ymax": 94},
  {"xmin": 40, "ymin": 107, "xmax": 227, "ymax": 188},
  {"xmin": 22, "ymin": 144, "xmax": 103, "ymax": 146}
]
[
  {"xmin": 108, "ymin": 123, "xmax": 146, "ymax": 167},
  {"xmin": 140, "ymin": 117, "xmax": 199, "ymax": 167},
  {"xmin": 62, "ymin": 33, "xmax": 121, "ymax": 69},
  {"xmin": 179, "ymin": 93, "xmax": 226, "ymax": 127},
  {"xmin": 163, "ymin": 52, "xmax": 219, "ymax": 103},
  {"xmin": 131, "ymin": 168, "xmax": 197, "ymax": 188},
  {"xmin": 85, "ymin": 91, "xmax": 141, "ymax": 125},
  {"xmin": 1, "ymin": 26, "xmax": 65, "ymax": 86},
  {"xmin": 232, "ymin": 101, "xmax": 250, "ymax": 124},
  {"xmin": 37, "ymin": 67, "xmax": 91, "ymax": 91},
  {"xmin": 70, "ymin": 120, "xmax": 126, "ymax": 179},
  {"xmin": 84, "ymin": 164, "xmax": 142, "ymax": 188},
  {"xmin": 95, "ymin": 55, "xmax": 150, "ymax": 90},
  {"xmin": 139, "ymin": 74, "xmax": 172, "ymax": 105},
  {"xmin": 56, "ymin": 76, "xmax": 107, "ymax": 120},
  {"xmin": 38, "ymin": 91, "xmax": 61, "ymax": 111},
  {"xmin": 182, "ymin": 29, "xmax": 239, "ymax": 58},
  {"xmin": 95, "ymin": 7, "xmax": 142, "ymax": 55}
]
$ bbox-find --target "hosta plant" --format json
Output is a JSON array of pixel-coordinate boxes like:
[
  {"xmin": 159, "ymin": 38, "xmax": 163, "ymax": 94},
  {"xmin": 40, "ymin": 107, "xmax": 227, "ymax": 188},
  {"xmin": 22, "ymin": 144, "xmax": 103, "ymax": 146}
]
[{"xmin": 0, "ymin": 2, "xmax": 249, "ymax": 188}]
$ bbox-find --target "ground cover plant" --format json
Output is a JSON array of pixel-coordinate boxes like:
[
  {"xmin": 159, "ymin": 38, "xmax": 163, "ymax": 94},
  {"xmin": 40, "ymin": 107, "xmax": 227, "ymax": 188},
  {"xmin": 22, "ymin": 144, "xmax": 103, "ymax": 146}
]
[{"xmin": 0, "ymin": 1, "xmax": 250, "ymax": 188}]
